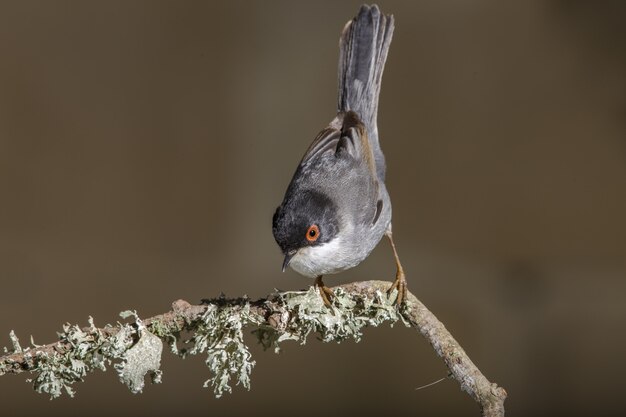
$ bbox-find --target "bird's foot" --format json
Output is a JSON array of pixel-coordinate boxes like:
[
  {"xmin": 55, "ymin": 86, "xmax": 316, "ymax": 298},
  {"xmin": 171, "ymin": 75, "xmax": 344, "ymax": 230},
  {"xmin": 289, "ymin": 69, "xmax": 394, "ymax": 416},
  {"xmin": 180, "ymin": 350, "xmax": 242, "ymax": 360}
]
[
  {"xmin": 387, "ymin": 270, "xmax": 408, "ymax": 306},
  {"xmin": 315, "ymin": 276, "xmax": 335, "ymax": 308}
]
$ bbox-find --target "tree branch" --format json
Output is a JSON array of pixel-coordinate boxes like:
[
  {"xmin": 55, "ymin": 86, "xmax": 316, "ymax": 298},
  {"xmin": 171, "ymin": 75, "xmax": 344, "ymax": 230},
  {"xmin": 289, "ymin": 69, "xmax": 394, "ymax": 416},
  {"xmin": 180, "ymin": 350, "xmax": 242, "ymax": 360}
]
[
  {"xmin": 341, "ymin": 281, "xmax": 507, "ymax": 417},
  {"xmin": 0, "ymin": 280, "xmax": 506, "ymax": 416}
]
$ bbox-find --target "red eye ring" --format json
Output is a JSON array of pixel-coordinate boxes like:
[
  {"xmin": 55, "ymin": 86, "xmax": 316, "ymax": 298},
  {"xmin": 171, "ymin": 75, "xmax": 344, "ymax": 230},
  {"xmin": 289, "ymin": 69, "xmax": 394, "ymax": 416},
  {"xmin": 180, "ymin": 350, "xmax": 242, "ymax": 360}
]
[{"xmin": 306, "ymin": 224, "xmax": 320, "ymax": 242}]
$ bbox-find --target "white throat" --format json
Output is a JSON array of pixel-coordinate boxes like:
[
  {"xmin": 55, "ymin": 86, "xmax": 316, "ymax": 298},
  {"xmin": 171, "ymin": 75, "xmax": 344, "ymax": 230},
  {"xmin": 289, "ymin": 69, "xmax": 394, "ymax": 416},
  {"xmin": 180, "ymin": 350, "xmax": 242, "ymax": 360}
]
[{"xmin": 288, "ymin": 235, "xmax": 361, "ymax": 278}]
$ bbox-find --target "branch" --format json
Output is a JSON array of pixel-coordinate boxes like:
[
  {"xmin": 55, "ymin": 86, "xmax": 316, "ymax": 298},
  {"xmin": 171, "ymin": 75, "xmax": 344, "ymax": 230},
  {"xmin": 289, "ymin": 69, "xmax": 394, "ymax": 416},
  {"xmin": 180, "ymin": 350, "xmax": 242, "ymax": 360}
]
[
  {"xmin": 342, "ymin": 281, "xmax": 507, "ymax": 417},
  {"xmin": 0, "ymin": 280, "xmax": 506, "ymax": 416}
]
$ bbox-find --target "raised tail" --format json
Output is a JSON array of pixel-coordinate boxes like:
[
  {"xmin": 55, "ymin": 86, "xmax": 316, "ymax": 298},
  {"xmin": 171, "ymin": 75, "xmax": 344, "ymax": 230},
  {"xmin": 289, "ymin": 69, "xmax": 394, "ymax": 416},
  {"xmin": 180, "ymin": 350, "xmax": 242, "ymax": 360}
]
[{"xmin": 337, "ymin": 4, "xmax": 394, "ymax": 137}]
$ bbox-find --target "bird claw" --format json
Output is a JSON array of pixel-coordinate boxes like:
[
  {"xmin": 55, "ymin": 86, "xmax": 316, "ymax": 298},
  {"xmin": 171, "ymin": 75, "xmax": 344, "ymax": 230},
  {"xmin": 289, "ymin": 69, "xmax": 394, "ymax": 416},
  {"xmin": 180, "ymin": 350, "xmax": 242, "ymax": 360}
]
[
  {"xmin": 318, "ymin": 285, "xmax": 335, "ymax": 308},
  {"xmin": 387, "ymin": 272, "xmax": 408, "ymax": 306},
  {"xmin": 315, "ymin": 276, "xmax": 335, "ymax": 312}
]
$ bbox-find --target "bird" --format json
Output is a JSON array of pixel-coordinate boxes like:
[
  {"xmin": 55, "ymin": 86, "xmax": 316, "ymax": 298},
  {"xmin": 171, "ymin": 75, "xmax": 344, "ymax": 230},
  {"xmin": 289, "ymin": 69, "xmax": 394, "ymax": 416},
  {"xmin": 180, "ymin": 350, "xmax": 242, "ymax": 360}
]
[{"xmin": 272, "ymin": 4, "xmax": 406, "ymax": 306}]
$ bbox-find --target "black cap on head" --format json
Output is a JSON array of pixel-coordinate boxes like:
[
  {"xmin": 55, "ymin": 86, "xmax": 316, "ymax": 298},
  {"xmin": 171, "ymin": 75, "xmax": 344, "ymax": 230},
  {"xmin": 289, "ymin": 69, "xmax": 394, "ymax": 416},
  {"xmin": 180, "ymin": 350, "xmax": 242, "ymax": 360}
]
[{"xmin": 272, "ymin": 189, "xmax": 339, "ymax": 254}]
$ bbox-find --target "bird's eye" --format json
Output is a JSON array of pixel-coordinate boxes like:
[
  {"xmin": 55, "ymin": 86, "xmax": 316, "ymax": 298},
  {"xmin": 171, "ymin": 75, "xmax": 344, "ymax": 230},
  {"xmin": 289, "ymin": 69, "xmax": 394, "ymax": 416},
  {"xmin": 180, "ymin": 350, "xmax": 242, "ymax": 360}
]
[{"xmin": 306, "ymin": 224, "xmax": 320, "ymax": 242}]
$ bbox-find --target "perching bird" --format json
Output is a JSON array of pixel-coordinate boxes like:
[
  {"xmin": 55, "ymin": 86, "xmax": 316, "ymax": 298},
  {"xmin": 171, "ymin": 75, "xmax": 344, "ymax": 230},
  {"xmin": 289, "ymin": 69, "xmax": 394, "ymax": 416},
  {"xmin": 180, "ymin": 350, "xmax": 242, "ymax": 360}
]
[{"xmin": 272, "ymin": 4, "xmax": 406, "ymax": 306}]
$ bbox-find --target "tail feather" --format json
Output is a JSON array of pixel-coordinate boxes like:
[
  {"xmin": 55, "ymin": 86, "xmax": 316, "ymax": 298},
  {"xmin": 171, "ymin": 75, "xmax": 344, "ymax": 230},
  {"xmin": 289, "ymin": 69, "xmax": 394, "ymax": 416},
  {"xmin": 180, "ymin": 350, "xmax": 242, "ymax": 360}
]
[{"xmin": 337, "ymin": 4, "xmax": 394, "ymax": 138}]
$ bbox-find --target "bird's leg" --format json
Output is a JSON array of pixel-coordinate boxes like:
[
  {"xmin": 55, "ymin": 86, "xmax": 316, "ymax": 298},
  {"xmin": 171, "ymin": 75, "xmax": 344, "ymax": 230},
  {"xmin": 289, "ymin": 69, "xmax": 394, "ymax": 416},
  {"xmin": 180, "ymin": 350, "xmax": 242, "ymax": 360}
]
[
  {"xmin": 386, "ymin": 231, "xmax": 408, "ymax": 305},
  {"xmin": 315, "ymin": 276, "xmax": 334, "ymax": 307}
]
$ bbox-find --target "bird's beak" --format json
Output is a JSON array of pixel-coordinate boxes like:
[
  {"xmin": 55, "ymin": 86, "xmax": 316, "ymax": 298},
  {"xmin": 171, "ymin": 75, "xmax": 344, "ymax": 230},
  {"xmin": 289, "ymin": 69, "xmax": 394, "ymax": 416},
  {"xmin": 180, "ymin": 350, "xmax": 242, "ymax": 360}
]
[{"xmin": 282, "ymin": 250, "xmax": 297, "ymax": 272}]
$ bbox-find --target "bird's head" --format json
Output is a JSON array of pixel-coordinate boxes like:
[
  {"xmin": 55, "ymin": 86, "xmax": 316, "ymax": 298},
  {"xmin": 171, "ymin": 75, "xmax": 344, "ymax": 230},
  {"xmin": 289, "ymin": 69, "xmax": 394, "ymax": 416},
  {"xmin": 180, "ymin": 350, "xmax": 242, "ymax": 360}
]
[{"xmin": 272, "ymin": 189, "xmax": 341, "ymax": 277}]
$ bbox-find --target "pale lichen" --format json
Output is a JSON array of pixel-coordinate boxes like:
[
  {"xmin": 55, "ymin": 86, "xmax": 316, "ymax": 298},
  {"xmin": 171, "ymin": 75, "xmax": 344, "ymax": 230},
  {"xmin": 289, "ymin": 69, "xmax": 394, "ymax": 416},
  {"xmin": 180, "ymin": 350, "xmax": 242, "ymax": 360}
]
[
  {"xmin": 171, "ymin": 302, "xmax": 256, "ymax": 398},
  {"xmin": 3, "ymin": 285, "xmax": 407, "ymax": 399},
  {"xmin": 15, "ymin": 312, "xmax": 159, "ymax": 399},
  {"xmin": 115, "ymin": 311, "xmax": 163, "ymax": 394},
  {"xmin": 23, "ymin": 318, "xmax": 127, "ymax": 399},
  {"xmin": 9, "ymin": 330, "xmax": 22, "ymax": 353},
  {"xmin": 255, "ymin": 286, "xmax": 405, "ymax": 351}
]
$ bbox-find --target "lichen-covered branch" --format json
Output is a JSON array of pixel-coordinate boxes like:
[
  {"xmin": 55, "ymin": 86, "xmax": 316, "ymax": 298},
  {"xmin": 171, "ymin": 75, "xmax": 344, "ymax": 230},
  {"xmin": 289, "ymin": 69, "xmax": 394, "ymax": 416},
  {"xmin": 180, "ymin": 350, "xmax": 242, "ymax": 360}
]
[{"xmin": 0, "ymin": 280, "xmax": 506, "ymax": 416}]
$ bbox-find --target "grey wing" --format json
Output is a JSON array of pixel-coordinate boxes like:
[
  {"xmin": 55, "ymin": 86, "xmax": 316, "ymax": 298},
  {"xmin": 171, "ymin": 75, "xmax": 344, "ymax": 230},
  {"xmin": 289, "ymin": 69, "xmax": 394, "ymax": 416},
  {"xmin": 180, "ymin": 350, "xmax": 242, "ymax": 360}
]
[
  {"xmin": 302, "ymin": 112, "xmax": 377, "ymax": 177},
  {"xmin": 299, "ymin": 113, "xmax": 383, "ymax": 227},
  {"xmin": 335, "ymin": 112, "xmax": 378, "ymax": 181},
  {"xmin": 299, "ymin": 125, "xmax": 342, "ymax": 165},
  {"xmin": 335, "ymin": 115, "xmax": 383, "ymax": 227}
]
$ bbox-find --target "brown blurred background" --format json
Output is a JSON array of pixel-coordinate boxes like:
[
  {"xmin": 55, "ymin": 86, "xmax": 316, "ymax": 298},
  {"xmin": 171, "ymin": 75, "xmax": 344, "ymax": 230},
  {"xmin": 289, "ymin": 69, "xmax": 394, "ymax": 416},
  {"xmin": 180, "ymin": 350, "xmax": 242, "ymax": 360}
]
[{"xmin": 1, "ymin": 1, "xmax": 625, "ymax": 416}]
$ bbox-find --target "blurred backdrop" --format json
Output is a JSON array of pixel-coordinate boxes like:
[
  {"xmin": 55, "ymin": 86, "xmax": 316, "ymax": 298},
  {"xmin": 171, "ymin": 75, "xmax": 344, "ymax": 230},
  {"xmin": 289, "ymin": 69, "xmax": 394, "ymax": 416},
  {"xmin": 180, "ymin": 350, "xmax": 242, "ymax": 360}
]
[{"xmin": 1, "ymin": 1, "xmax": 625, "ymax": 416}]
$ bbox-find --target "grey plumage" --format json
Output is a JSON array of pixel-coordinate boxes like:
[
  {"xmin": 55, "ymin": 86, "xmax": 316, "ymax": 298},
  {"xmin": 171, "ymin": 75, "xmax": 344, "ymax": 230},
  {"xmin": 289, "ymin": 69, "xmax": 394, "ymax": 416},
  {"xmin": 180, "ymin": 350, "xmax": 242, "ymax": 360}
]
[{"xmin": 273, "ymin": 4, "xmax": 395, "ymax": 281}]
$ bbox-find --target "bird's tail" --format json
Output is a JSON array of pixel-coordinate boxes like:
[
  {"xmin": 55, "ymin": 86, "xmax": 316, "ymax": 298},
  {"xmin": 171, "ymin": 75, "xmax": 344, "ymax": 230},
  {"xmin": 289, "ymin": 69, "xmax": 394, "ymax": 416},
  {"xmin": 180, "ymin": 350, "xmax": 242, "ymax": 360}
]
[{"xmin": 337, "ymin": 4, "xmax": 394, "ymax": 137}]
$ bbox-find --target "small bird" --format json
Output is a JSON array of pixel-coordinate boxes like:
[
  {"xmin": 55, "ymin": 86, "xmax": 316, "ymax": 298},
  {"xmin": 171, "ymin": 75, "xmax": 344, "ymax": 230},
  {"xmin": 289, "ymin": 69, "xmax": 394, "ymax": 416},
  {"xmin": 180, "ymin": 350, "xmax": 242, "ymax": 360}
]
[{"xmin": 272, "ymin": 4, "xmax": 407, "ymax": 306}]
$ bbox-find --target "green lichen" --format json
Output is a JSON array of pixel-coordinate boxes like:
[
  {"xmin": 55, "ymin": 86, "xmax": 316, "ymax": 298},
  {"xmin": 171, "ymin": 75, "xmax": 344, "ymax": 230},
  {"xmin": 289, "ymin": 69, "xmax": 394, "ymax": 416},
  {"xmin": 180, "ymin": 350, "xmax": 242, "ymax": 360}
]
[{"xmin": 147, "ymin": 316, "xmax": 174, "ymax": 339}]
